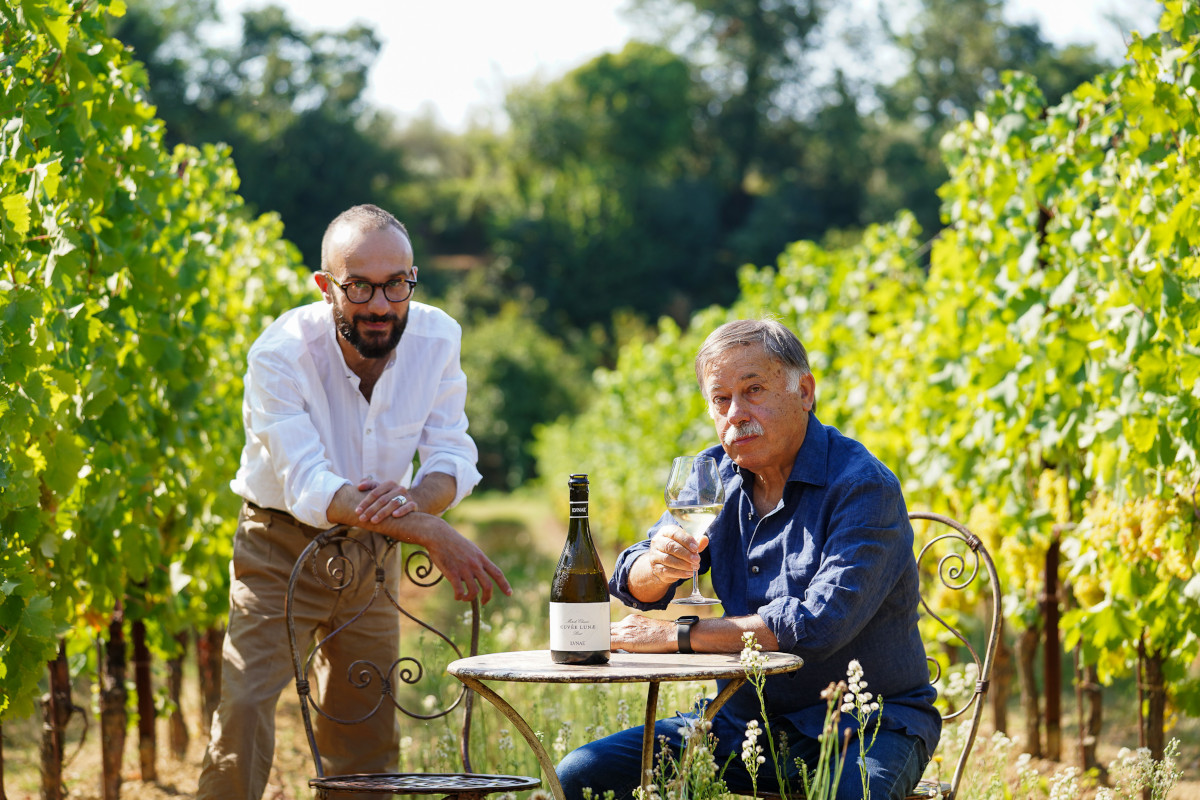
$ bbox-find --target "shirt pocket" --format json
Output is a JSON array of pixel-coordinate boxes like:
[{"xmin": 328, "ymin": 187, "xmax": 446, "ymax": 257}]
[{"xmin": 387, "ymin": 420, "xmax": 424, "ymax": 457}]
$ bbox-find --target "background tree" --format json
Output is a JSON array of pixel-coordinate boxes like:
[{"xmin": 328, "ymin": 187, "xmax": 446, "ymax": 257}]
[
  {"xmin": 630, "ymin": 0, "xmax": 822, "ymax": 226},
  {"xmin": 113, "ymin": 0, "xmax": 406, "ymax": 268},
  {"xmin": 101, "ymin": 0, "xmax": 1145, "ymax": 497},
  {"xmin": 497, "ymin": 42, "xmax": 724, "ymax": 334}
]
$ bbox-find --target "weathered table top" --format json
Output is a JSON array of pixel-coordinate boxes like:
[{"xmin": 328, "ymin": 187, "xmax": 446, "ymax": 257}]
[{"xmin": 447, "ymin": 650, "xmax": 802, "ymax": 684}]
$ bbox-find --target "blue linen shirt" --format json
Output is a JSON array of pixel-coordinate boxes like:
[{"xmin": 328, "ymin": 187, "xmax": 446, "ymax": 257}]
[{"xmin": 609, "ymin": 414, "xmax": 941, "ymax": 753}]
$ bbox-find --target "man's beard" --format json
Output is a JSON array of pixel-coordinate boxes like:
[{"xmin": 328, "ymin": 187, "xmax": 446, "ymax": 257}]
[{"xmin": 333, "ymin": 302, "xmax": 407, "ymax": 359}]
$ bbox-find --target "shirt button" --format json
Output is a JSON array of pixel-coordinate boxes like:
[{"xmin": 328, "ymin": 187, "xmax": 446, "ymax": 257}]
[
  {"xmin": 751, "ymin": 565, "xmax": 761, "ymax": 575},
  {"xmin": 365, "ymin": 428, "xmax": 373, "ymax": 435}
]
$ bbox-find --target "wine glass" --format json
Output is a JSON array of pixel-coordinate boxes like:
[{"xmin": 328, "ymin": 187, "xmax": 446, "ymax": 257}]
[{"xmin": 664, "ymin": 455, "xmax": 725, "ymax": 606}]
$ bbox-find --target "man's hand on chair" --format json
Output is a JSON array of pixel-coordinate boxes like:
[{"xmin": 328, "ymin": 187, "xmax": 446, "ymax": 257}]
[
  {"xmin": 328, "ymin": 484, "xmax": 511, "ymax": 603},
  {"xmin": 410, "ymin": 514, "xmax": 512, "ymax": 604}
]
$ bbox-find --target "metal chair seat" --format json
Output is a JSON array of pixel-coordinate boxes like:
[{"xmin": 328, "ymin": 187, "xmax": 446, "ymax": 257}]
[{"xmin": 309, "ymin": 771, "xmax": 541, "ymax": 795}]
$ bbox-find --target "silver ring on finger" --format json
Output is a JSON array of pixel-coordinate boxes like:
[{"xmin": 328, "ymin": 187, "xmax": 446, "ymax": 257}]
[{"xmin": 392, "ymin": 494, "xmax": 407, "ymax": 505}]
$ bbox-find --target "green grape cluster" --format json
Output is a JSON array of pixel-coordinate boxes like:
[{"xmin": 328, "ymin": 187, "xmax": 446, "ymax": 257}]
[{"xmin": 1082, "ymin": 491, "xmax": 1197, "ymax": 585}]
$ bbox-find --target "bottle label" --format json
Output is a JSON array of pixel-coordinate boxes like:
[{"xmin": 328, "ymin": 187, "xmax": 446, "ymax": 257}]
[
  {"xmin": 569, "ymin": 501, "xmax": 588, "ymax": 518},
  {"xmin": 549, "ymin": 602, "xmax": 610, "ymax": 651}
]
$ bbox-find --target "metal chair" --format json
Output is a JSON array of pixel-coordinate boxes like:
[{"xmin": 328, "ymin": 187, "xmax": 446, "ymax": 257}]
[
  {"xmin": 751, "ymin": 511, "xmax": 1002, "ymax": 800},
  {"xmin": 904, "ymin": 511, "xmax": 1003, "ymax": 800},
  {"xmin": 285, "ymin": 525, "xmax": 540, "ymax": 799}
]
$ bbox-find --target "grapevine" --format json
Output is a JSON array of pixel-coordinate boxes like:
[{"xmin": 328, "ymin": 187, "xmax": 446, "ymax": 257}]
[{"xmin": 1, "ymin": 0, "xmax": 306, "ymax": 722}]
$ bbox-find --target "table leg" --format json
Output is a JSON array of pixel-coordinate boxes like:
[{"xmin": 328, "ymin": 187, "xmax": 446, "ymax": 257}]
[
  {"xmin": 638, "ymin": 675, "xmax": 748, "ymax": 792},
  {"xmin": 455, "ymin": 676, "xmax": 565, "ymax": 800},
  {"xmin": 704, "ymin": 676, "xmax": 746, "ymax": 720},
  {"xmin": 641, "ymin": 682, "xmax": 660, "ymax": 792}
]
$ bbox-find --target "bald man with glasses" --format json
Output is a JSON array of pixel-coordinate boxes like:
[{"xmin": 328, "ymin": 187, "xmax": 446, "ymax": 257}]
[{"xmin": 198, "ymin": 204, "xmax": 510, "ymax": 799}]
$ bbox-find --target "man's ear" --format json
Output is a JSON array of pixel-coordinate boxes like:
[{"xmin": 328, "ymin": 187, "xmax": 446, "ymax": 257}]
[
  {"xmin": 799, "ymin": 373, "xmax": 816, "ymax": 412},
  {"xmin": 314, "ymin": 271, "xmax": 334, "ymax": 304}
]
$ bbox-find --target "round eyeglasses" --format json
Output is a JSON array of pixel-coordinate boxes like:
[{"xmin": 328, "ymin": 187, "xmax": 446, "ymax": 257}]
[{"xmin": 322, "ymin": 271, "xmax": 418, "ymax": 304}]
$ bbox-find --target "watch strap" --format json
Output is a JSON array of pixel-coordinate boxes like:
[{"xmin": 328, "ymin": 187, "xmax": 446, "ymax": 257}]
[{"xmin": 676, "ymin": 615, "xmax": 700, "ymax": 654}]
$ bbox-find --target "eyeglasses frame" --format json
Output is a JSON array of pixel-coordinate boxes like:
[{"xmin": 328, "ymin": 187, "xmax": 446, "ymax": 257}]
[{"xmin": 320, "ymin": 270, "xmax": 419, "ymax": 304}]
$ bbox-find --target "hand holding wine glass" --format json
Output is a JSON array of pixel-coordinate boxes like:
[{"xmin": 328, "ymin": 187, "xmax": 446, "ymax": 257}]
[{"xmin": 664, "ymin": 455, "xmax": 725, "ymax": 606}]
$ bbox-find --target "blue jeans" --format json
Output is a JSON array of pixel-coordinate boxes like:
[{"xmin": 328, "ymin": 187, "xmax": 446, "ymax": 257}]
[{"xmin": 557, "ymin": 711, "xmax": 929, "ymax": 800}]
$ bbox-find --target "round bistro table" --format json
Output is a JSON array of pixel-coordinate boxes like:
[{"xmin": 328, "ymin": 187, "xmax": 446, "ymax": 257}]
[{"xmin": 447, "ymin": 650, "xmax": 804, "ymax": 800}]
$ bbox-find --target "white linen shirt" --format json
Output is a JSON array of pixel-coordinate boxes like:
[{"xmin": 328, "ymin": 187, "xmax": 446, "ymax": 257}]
[{"xmin": 230, "ymin": 299, "xmax": 482, "ymax": 529}]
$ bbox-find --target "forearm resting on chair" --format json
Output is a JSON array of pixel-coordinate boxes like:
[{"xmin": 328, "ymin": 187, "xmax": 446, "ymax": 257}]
[
  {"xmin": 325, "ymin": 484, "xmax": 511, "ymax": 603},
  {"xmin": 402, "ymin": 471, "xmax": 456, "ymax": 516}
]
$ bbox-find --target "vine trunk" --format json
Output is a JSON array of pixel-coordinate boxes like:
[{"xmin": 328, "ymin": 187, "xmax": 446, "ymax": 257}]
[
  {"xmin": 1017, "ymin": 624, "xmax": 1043, "ymax": 758},
  {"xmin": 131, "ymin": 619, "xmax": 156, "ymax": 781},
  {"xmin": 101, "ymin": 611, "xmax": 128, "ymax": 800}
]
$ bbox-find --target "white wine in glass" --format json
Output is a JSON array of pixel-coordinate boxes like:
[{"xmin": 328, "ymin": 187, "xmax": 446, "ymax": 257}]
[{"xmin": 664, "ymin": 455, "xmax": 725, "ymax": 606}]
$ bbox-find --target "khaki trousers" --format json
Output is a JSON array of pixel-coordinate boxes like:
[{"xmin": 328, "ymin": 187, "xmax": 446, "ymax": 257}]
[{"xmin": 197, "ymin": 503, "xmax": 401, "ymax": 800}]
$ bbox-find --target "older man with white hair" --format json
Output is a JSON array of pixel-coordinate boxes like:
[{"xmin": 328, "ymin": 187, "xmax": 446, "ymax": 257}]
[{"xmin": 558, "ymin": 318, "xmax": 940, "ymax": 800}]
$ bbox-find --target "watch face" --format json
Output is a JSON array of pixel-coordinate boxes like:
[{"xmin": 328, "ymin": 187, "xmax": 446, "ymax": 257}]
[{"xmin": 677, "ymin": 615, "xmax": 700, "ymax": 625}]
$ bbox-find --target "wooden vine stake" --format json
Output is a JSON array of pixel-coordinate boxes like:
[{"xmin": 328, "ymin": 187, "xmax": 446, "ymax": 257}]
[
  {"xmin": 1042, "ymin": 530, "xmax": 1062, "ymax": 761},
  {"xmin": 40, "ymin": 642, "xmax": 73, "ymax": 800},
  {"xmin": 197, "ymin": 626, "xmax": 225, "ymax": 739}
]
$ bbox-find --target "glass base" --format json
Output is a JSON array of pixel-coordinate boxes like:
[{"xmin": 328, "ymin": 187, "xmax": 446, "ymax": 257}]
[{"xmin": 671, "ymin": 595, "xmax": 722, "ymax": 606}]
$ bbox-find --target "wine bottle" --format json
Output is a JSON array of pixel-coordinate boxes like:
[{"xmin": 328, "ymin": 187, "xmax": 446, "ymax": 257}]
[{"xmin": 550, "ymin": 473, "xmax": 611, "ymax": 665}]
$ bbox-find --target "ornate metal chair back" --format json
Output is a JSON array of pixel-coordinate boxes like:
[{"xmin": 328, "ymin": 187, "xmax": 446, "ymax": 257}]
[
  {"xmin": 907, "ymin": 511, "xmax": 1004, "ymax": 800},
  {"xmin": 284, "ymin": 525, "xmax": 539, "ymax": 798}
]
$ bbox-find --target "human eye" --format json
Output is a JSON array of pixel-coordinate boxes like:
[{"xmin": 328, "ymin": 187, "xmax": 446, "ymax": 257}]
[{"xmin": 343, "ymin": 280, "xmax": 374, "ymax": 301}]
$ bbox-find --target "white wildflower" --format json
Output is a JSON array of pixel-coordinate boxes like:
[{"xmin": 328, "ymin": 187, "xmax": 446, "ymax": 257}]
[
  {"xmin": 1048, "ymin": 765, "xmax": 1079, "ymax": 800},
  {"xmin": 552, "ymin": 720, "xmax": 573, "ymax": 757},
  {"xmin": 616, "ymin": 697, "xmax": 630, "ymax": 729}
]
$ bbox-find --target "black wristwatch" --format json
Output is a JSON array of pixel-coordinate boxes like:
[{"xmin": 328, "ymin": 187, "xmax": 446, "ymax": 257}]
[{"xmin": 676, "ymin": 615, "xmax": 700, "ymax": 654}]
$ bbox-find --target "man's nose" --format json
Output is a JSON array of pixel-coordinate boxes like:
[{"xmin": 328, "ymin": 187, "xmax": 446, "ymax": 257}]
[
  {"xmin": 725, "ymin": 395, "xmax": 750, "ymax": 424},
  {"xmin": 366, "ymin": 287, "xmax": 392, "ymax": 314}
]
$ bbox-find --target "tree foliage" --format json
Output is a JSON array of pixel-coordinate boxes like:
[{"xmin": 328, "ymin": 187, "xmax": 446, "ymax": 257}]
[
  {"xmin": 874, "ymin": 0, "xmax": 1119, "ymax": 235},
  {"xmin": 112, "ymin": 0, "xmax": 404, "ymax": 268},
  {"xmin": 1, "ymin": 0, "xmax": 305, "ymax": 719},
  {"xmin": 105, "ymin": 0, "xmax": 1127, "ymax": 352}
]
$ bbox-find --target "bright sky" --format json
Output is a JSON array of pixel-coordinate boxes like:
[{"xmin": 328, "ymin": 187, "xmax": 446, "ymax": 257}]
[{"xmin": 216, "ymin": 0, "xmax": 1163, "ymax": 130}]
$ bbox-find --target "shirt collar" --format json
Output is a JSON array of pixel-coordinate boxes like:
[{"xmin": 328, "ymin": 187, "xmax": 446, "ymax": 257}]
[
  {"xmin": 731, "ymin": 411, "xmax": 828, "ymax": 489},
  {"xmin": 789, "ymin": 412, "xmax": 828, "ymax": 487}
]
